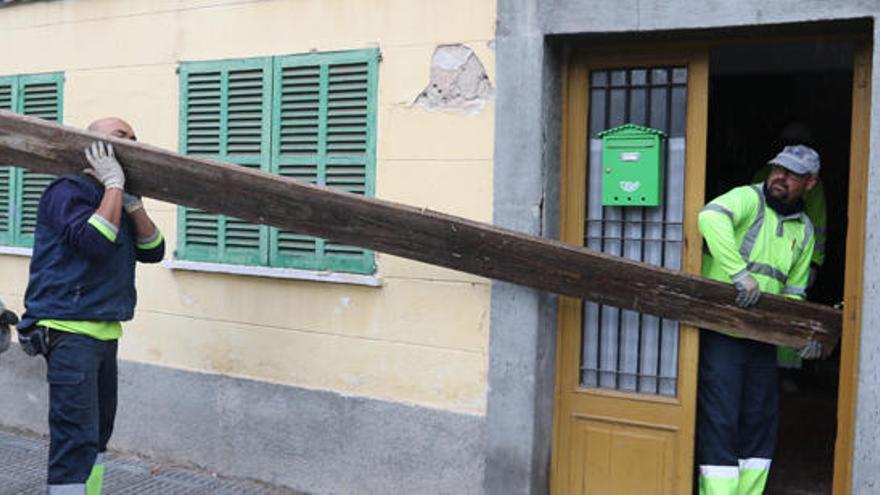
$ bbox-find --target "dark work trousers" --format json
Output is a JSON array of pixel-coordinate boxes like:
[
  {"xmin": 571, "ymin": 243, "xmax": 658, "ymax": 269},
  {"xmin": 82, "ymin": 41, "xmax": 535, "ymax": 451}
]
[
  {"xmin": 697, "ymin": 330, "xmax": 779, "ymax": 468},
  {"xmin": 46, "ymin": 330, "xmax": 118, "ymax": 486}
]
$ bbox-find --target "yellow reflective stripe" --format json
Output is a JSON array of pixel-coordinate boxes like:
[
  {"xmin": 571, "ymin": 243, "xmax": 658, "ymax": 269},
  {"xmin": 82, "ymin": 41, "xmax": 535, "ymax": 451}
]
[
  {"xmin": 136, "ymin": 230, "xmax": 163, "ymax": 250},
  {"xmin": 88, "ymin": 214, "xmax": 117, "ymax": 242}
]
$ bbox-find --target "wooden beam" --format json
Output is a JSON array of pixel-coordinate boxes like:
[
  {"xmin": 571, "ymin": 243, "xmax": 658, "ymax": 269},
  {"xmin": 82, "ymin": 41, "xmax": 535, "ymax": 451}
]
[{"xmin": 0, "ymin": 110, "xmax": 841, "ymax": 351}]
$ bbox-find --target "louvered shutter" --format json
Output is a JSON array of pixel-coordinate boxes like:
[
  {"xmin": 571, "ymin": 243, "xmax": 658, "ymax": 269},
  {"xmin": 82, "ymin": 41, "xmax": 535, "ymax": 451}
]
[
  {"xmin": 0, "ymin": 77, "xmax": 15, "ymax": 245},
  {"xmin": 178, "ymin": 58, "xmax": 272, "ymax": 265},
  {"xmin": 271, "ymin": 49, "xmax": 377, "ymax": 273},
  {"xmin": 17, "ymin": 73, "xmax": 63, "ymax": 246}
]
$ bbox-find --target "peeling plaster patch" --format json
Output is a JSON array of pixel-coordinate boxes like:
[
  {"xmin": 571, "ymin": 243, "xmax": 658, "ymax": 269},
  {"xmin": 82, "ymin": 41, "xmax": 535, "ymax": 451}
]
[{"xmin": 415, "ymin": 44, "xmax": 494, "ymax": 114}]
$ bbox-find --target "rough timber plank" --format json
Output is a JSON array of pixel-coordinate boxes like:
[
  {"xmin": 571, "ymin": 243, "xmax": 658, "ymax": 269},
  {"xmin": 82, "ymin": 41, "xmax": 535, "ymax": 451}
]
[{"xmin": 0, "ymin": 110, "xmax": 841, "ymax": 351}]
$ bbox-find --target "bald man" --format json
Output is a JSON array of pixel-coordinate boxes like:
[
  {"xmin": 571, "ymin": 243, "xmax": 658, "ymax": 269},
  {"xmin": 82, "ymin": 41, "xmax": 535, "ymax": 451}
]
[{"xmin": 17, "ymin": 117, "xmax": 164, "ymax": 495}]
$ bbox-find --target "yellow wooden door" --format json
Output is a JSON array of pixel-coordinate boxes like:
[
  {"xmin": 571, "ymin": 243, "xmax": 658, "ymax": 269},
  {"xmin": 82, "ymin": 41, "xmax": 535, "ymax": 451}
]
[{"xmin": 552, "ymin": 48, "xmax": 709, "ymax": 495}]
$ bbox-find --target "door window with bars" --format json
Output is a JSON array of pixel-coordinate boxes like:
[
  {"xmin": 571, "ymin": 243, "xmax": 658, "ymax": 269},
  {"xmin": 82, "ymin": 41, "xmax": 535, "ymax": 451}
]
[
  {"xmin": 177, "ymin": 49, "xmax": 378, "ymax": 274},
  {"xmin": 581, "ymin": 67, "xmax": 687, "ymax": 397},
  {"xmin": 0, "ymin": 72, "xmax": 63, "ymax": 248}
]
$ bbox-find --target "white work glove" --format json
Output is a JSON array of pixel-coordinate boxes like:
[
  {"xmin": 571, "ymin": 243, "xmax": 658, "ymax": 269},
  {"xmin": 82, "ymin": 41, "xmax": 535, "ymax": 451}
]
[
  {"xmin": 84, "ymin": 141, "xmax": 125, "ymax": 190},
  {"xmin": 731, "ymin": 272, "xmax": 761, "ymax": 308},
  {"xmin": 123, "ymin": 193, "xmax": 144, "ymax": 214},
  {"xmin": 799, "ymin": 338, "xmax": 823, "ymax": 360}
]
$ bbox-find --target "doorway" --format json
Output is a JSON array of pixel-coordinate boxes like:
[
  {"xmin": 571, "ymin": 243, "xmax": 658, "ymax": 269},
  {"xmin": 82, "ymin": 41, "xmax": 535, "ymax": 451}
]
[
  {"xmin": 554, "ymin": 33, "xmax": 871, "ymax": 495},
  {"xmin": 706, "ymin": 40, "xmax": 854, "ymax": 494}
]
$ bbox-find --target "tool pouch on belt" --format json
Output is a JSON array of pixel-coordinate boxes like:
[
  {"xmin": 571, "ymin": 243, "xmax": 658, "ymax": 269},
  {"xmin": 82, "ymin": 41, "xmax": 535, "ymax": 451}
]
[{"xmin": 18, "ymin": 326, "xmax": 49, "ymax": 357}]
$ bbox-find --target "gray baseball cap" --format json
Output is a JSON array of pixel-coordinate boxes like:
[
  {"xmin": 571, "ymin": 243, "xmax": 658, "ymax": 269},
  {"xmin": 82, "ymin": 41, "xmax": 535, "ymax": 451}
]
[{"xmin": 768, "ymin": 144, "xmax": 821, "ymax": 175}]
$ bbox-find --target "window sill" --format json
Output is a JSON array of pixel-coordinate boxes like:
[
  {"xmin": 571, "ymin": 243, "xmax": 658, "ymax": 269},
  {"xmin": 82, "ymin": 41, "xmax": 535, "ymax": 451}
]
[
  {"xmin": 0, "ymin": 246, "xmax": 32, "ymax": 257},
  {"xmin": 162, "ymin": 259, "xmax": 383, "ymax": 287}
]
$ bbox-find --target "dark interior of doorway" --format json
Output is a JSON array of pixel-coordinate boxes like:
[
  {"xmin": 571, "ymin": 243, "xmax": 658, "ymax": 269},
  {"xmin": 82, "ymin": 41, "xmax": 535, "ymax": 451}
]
[{"xmin": 706, "ymin": 40, "xmax": 853, "ymax": 495}]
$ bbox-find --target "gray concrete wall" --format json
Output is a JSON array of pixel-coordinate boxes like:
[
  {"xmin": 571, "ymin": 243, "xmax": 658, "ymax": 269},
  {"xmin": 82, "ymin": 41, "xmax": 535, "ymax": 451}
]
[
  {"xmin": 851, "ymin": 22, "xmax": 880, "ymax": 494},
  {"xmin": 0, "ymin": 347, "xmax": 486, "ymax": 494},
  {"xmin": 486, "ymin": 1, "xmax": 561, "ymax": 494},
  {"xmin": 492, "ymin": 0, "xmax": 880, "ymax": 493},
  {"xmin": 542, "ymin": 0, "xmax": 875, "ymax": 35}
]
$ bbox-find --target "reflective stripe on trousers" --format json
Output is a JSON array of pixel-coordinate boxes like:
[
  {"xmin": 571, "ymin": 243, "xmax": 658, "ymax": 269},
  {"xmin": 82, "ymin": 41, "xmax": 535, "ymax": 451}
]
[
  {"xmin": 739, "ymin": 458, "xmax": 772, "ymax": 495},
  {"xmin": 48, "ymin": 484, "xmax": 85, "ymax": 495},
  {"xmin": 699, "ymin": 465, "xmax": 737, "ymax": 495},
  {"xmin": 697, "ymin": 331, "xmax": 778, "ymax": 495},
  {"xmin": 699, "ymin": 458, "xmax": 771, "ymax": 495}
]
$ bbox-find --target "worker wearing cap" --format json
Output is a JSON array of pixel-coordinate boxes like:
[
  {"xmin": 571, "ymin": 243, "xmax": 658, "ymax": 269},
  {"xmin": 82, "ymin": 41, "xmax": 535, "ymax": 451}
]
[
  {"xmin": 753, "ymin": 124, "xmax": 827, "ymax": 374},
  {"xmin": 696, "ymin": 144, "xmax": 823, "ymax": 495},
  {"xmin": 16, "ymin": 117, "xmax": 164, "ymax": 495}
]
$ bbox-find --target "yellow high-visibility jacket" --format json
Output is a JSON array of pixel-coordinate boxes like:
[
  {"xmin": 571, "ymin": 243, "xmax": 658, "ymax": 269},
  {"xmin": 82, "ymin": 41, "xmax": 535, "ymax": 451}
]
[{"xmin": 699, "ymin": 184, "xmax": 814, "ymax": 300}]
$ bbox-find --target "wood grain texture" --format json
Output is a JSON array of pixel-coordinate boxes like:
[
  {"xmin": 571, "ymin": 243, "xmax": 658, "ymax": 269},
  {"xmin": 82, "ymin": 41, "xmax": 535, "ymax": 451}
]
[
  {"xmin": 833, "ymin": 39, "xmax": 872, "ymax": 495},
  {"xmin": 0, "ymin": 109, "xmax": 841, "ymax": 350}
]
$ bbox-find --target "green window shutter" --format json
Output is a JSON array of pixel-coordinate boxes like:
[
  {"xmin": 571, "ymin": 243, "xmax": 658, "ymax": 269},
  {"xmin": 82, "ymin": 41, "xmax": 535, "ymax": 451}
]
[
  {"xmin": 178, "ymin": 58, "xmax": 272, "ymax": 265},
  {"xmin": 270, "ymin": 49, "xmax": 378, "ymax": 274},
  {"xmin": 0, "ymin": 72, "xmax": 62, "ymax": 248},
  {"xmin": 268, "ymin": 60, "xmax": 322, "ymax": 270},
  {"xmin": 0, "ymin": 77, "xmax": 14, "ymax": 245},
  {"xmin": 17, "ymin": 73, "xmax": 63, "ymax": 247}
]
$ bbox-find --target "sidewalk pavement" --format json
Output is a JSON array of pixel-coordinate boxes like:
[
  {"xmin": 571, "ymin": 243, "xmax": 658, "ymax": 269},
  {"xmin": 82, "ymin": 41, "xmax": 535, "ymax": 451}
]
[{"xmin": 0, "ymin": 429, "xmax": 301, "ymax": 494}]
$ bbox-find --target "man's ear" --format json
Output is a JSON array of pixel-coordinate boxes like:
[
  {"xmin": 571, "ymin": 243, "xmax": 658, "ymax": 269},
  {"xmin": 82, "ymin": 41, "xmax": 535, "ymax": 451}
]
[{"xmin": 805, "ymin": 175, "xmax": 818, "ymax": 192}]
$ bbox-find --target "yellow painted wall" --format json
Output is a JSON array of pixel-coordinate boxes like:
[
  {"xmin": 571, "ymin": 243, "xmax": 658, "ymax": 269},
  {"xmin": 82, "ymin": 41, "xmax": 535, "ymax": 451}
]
[{"xmin": 0, "ymin": 0, "xmax": 495, "ymax": 415}]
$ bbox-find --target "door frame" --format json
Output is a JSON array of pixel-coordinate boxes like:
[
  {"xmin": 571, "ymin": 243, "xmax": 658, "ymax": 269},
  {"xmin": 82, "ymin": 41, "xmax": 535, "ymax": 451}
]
[
  {"xmin": 553, "ymin": 35, "xmax": 871, "ymax": 495},
  {"xmin": 553, "ymin": 46, "xmax": 708, "ymax": 494},
  {"xmin": 832, "ymin": 38, "xmax": 872, "ymax": 495}
]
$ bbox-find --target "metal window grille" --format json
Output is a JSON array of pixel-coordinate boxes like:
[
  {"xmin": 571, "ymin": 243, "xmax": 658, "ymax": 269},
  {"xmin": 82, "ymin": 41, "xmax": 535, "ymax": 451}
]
[{"xmin": 581, "ymin": 67, "xmax": 688, "ymax": 397}]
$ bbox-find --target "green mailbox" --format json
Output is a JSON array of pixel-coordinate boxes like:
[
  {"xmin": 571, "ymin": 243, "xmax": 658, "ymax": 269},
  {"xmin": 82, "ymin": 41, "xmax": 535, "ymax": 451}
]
[{"xmin": 597, "ymin": 123, "xmax": 666, "ymax": 207}]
